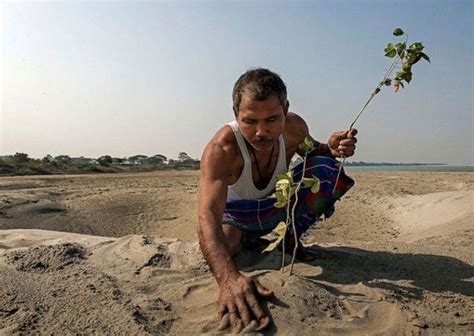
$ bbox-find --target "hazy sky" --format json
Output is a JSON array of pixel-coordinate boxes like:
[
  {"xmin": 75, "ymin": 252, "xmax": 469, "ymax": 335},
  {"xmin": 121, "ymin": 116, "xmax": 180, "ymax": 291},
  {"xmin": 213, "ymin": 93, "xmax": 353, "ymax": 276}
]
[{"xmin": 1, "ymin": 0, "xmax": 473, "ymax": 164}]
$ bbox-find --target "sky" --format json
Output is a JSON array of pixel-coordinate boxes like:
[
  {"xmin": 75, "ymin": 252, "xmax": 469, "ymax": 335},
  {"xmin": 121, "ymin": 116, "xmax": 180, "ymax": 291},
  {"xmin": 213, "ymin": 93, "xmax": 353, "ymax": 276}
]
[{"xmin": 1, "ymin": 0, "xmax": 473, "ymax": 164}]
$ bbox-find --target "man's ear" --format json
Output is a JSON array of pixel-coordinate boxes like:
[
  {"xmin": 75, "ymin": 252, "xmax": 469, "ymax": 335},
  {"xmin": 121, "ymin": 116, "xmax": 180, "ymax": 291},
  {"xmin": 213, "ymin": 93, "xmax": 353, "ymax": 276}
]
[{"xmin": 284, "ymin": 100, "xmax": 290, "ymax": 115}]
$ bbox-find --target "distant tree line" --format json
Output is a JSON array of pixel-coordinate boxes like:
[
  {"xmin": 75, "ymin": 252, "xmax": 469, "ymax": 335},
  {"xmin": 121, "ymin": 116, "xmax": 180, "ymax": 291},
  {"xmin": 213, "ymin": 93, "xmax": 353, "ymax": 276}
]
[
  {"xmin": 346, "ymin": 161, "xmax": 446, "ymax": 166},
  {"xmin": 0, "ymin": 152, "xmax": 200, "ymax": 176}
]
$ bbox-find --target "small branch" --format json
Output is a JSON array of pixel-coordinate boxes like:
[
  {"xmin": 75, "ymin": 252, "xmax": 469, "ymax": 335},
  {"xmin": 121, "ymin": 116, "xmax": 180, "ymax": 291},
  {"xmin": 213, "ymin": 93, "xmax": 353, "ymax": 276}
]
[
  {"xmin": 281, "ymin": 201, "xmax": 291, "ymax": 272},
  {"xmin": 289, "ymin": 151, "xmax": 309, "ymax": 275},
  {"xmin": 333, "ymin": 55, "xmax": 401, "ymax": 194}
]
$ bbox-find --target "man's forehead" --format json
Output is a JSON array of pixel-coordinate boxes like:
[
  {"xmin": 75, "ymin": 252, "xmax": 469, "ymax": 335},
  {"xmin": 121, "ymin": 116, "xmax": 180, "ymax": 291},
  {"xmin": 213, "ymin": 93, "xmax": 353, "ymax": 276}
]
[{"xmin": 239, "ymin": 94, "xmax": 284, "ymax": 112}]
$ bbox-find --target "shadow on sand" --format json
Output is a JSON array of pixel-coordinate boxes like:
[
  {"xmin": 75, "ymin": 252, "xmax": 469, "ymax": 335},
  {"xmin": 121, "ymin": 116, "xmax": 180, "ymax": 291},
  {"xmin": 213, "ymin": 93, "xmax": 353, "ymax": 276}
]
[{"xmin": 303, "ymin": 245, "xmax": 474, "ymax": 298}]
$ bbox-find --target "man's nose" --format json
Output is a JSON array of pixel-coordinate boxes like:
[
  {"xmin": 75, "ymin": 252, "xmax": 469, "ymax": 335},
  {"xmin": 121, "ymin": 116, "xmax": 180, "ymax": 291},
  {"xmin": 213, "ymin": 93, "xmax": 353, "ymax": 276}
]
[{"xmin": 255, "ymin": 125, "xmax": 269, "ymax": 138}]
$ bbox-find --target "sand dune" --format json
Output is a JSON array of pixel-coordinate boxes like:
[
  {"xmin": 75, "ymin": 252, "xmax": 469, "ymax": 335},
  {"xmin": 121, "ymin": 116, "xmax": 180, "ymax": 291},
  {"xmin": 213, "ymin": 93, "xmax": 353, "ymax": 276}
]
[
  {"xmin": 388, "ymin": 190, "xmax": 474, "ymax": 243},
  {"xmin": 0, "ymin": 171, "xmax": 473, "ymax": 334}
]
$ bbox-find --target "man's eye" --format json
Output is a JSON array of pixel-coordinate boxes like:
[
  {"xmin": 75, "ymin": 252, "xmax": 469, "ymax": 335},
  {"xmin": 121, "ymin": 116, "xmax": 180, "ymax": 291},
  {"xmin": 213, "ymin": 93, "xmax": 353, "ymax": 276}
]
[{"xmin": 244, "ymin": 120, "xmax": 255, "ymax": 124}]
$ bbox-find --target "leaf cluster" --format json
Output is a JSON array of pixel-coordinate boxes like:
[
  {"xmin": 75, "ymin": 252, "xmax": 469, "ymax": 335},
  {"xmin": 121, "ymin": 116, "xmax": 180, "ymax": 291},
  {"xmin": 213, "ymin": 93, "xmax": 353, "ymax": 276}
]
[
  {"xmin": 383, "ymin": 28, "xmax": 430, "ymax": 91},
  {"xmin": 262, "ymin": 222, "xmax": 287, "ymax": 252},
  {"xmin": 298, "ymin": 136, "xmax": 315, "ymax": 153},
  {"xmin": 271, "ymin": 137, "xmax": 320, "ymax": 208}
]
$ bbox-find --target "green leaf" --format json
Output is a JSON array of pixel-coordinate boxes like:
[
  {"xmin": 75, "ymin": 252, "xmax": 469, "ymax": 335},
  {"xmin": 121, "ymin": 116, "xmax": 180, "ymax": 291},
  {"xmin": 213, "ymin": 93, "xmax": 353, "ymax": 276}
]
[
  {"xmin": 299, "ymin": 142, "xmax": 312, "ymax": 152},
  {"xmin": 384, "ymin": 78, "xmax": 392, "ymax": 86},
  {"xmin": 409, "ymin": 42, "xmax": 424, "ymax": 52},
  {"xmin": 311, "ymin": 180, "xmax": 320, "ymax": 193},
  {"xmin": 420, "ymin": 52, "xmax": 431, "ymax": 63},
  {"xmin": 396, "ymin": 42, "xmax": 406, "ymax": 56},
  {"xmin": 385, "ymin": 49, "xmax": 396, "ymax": 58},
  {"xmin": 405, "ymin": 71, "xmax": 412, "ymax": 83},
  {"xmin": 274, "ymin": 201, "xmax": 287, "ymax": 208},
  {"xmin": 276, "ymin": 174, "xmax": 289, "ymax": 181},
  {"xmin": 262, "ymin": 222, "xmax": 287, "ymax": 252},
  {"xmin": 275, "ymin": 179, "xmax": 290, "ymax": 191},
  {"xmin": 395, "ymin": 70, "xmax": 406, "ymax": 79},
  {"xmin": 393, "ymin": 28, "xmax": 404, "ymax": 36},
  {"xmin": 302, "ymin": 177, "xmax": 314, "ymax": 187},
  {"xmin": 411, "ymin": 54, "xmax": 423, "ymax": 65},
  {"xmin": 384, "ymin": 43, "xmax": 394, "ymax": 52},
  {"xmin": 402, "ymin": 62, "xmax": 411, "ymax": 71},
  {"xmin": 399, "ymin": 81, "xmax": 405, "ymax": 88}
]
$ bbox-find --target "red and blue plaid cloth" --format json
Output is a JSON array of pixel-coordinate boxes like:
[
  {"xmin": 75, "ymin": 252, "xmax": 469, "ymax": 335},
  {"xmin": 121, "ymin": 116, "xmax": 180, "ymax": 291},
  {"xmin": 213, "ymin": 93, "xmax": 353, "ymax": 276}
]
[{"xmin": 223, "ymin": 155, "xmax": 354, "ymax": 238}]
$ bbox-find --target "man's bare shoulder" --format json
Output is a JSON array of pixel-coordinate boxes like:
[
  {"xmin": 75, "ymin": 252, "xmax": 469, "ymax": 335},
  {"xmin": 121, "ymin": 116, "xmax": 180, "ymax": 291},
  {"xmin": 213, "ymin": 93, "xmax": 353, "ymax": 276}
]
[
  {"xmin": 201, "ymin": 125, "xmax": 240, "ymax": 179},
  {"xmin": 203, "ymin": 125, "xmax": 237, "ymax": 158},
  {"xmin": 285, "ymin": 112, "xmax": 310, "ymax": 141}
]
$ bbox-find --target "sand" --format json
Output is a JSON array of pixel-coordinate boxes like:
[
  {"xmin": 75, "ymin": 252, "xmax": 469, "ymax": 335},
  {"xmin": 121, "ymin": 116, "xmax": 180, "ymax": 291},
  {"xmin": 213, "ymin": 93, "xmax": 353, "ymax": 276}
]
[{"xmin": 0, "ymin": 170, "xmax": 473, "ymax": 335}]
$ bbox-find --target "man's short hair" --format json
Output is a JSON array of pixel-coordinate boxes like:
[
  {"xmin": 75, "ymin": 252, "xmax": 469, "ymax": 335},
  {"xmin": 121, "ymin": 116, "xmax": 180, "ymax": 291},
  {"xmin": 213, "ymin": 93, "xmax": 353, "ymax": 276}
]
[{"xmin": 232, "ymin": 68, "xmax": 288, "ymax": 115}]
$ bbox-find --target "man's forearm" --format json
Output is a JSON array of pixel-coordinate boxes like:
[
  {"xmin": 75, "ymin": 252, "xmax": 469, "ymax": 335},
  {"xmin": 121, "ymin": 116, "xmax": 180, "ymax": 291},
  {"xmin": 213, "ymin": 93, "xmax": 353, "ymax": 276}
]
[
  {"xmin": 198, "ymin": 218, "xmax": 239, "ymax": 284},
  {"xmin": 312, "ymin": 142, "xmax": 335, "ymax": 158}
]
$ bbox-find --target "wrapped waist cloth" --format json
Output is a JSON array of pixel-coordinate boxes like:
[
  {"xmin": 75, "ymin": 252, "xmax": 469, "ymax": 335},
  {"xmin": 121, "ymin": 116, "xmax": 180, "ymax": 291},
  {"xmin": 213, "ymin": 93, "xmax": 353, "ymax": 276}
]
[{"xmin": 223, "ymin": 156, "xmax": 354, "ymax": 238}]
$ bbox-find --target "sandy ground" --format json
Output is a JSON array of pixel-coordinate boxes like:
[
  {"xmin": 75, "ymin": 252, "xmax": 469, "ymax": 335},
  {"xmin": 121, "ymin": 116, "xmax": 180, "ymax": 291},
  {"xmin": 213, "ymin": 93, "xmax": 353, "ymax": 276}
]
[{"xmin": 0, "ymin": 170, "xmax": 473, "ymax": 335}]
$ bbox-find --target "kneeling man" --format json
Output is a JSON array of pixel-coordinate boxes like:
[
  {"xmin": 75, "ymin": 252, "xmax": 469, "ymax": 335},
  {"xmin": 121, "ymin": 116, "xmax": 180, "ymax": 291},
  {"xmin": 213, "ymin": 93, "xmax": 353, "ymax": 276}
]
[{"xmin": 198, "ymin": 68, "xmax": 357, "ymax": 331}]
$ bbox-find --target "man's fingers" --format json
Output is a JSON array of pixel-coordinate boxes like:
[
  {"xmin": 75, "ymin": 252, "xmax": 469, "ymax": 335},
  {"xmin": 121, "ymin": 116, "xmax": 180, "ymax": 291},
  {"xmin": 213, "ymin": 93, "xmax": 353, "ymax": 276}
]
[
  {"xmin": 255, "ymin": 316, "xmax": 271, "ymax": 331},
  {"xmin": 232, "ymin": 318, "xmax": 243, "ymax": 334},
  {"xmin": 235, "ymin": 298, "xmax": 251, "ymax": 326},
  {"xmin": 336, "ymin": 147, "xmax": 355, "ymax": 156},
  {"xmin": 246, "ymin": 295, "xmax": 267, "ymax": 325},
  {"xmin": 332, "ymin": 129, "xmax": 358, "ymax": 142},
  {"xmin": 332, "ymin": 130, "xmax": 348, "ymax": 141},
  {"xmin": 241, "ymin": 320, "xmax": 259, "ymax": 333},
  {"xmin": 217, "ymin": 313, "xmax": 230, "ymax": 331},
  {"xmin": 217, "ymin": 304, "xmax": 227, "ymax": 321},
  {"xmin": 227, "ymin": 304, "xmax": 238, "ymax": 330},
  {"xmin": 339, "ymin": 138, "xmax": 357, "ymax": 146},
  {"xmin": 254, "ymin": 279, "xmax": 274, "ymax": 299},
  {"xmin": 338, "ymin": 145, "xmax": 356, "ymax": 152}
]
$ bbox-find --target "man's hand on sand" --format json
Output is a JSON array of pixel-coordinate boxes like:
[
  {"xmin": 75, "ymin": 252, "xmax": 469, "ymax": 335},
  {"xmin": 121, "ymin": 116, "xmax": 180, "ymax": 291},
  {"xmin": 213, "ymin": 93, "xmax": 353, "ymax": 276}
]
[
  {"xmin": 328, "ymin": 129, "xmax": 358, "ymax": 158},
  {"xmin": 217, "ymin": 273, "xmax": 273, "ymax": 333}
]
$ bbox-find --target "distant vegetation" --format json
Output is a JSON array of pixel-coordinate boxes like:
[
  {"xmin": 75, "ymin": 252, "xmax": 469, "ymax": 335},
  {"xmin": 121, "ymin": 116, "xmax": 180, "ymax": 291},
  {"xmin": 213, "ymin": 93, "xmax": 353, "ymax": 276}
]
[
  {"xmin": 0, "ymin": 152, "xmax": 200, "ymax": 176},
  {"xmin": 345, "ymin": 161, "xmax": 446, "ymax": 166}
]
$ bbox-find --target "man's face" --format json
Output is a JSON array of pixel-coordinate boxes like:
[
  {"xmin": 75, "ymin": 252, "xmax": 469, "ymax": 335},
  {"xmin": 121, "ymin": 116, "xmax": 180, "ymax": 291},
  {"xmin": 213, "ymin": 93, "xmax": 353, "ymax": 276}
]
[{"xmin": 236, "ymin": 91, "xmax": 287, "ymax": 152}]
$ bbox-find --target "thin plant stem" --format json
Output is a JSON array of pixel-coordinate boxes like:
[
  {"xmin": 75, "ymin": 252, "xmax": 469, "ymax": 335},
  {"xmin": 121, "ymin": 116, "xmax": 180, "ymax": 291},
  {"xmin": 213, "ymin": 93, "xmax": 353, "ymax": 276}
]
[
  {"xmin": 332, "ymin": 55, "xmax": 401, "ymax": 194},
  {"xmin": 281, "ymin": 201, "xmax": 291, "ymax": 273},
  {"xmin": 289, "ymin": 151, "xmax": 309, "ymax": 275}
]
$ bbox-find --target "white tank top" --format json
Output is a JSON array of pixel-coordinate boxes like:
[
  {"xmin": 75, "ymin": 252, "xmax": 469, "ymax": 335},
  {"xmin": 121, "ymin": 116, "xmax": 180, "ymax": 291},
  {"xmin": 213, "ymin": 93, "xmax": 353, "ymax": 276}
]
[{"xmin": 227, "ymin": 120, "xmax": 288, "ymax": 200}]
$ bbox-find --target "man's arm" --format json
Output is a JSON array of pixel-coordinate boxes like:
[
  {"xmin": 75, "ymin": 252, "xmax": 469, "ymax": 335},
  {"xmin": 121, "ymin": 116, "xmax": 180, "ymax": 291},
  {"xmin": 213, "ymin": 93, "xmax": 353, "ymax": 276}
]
[
  {"xmin": 198, "ymin": 140, "xmax": 239, "ymax": 282},
  {"xmin": 289, "ymin": 113, "xmax": 357, "ymax": 158},
  {"xmin": 198, "ymin": 138, "xmax": 272, "ymax": 332}
]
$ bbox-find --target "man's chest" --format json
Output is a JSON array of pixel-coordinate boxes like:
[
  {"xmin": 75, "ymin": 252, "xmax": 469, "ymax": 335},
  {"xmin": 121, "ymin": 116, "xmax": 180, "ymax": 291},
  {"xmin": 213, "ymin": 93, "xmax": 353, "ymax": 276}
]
[{"xmin": 227, "ymin": 134, "xmax": 300, "ymax": 186}]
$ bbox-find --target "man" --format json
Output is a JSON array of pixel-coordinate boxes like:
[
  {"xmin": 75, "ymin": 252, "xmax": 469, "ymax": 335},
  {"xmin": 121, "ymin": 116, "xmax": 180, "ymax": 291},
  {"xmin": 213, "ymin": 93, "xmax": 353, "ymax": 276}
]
[{"xmin": 198, "ymin": 68, "xmax": 357, "ymax": 332}]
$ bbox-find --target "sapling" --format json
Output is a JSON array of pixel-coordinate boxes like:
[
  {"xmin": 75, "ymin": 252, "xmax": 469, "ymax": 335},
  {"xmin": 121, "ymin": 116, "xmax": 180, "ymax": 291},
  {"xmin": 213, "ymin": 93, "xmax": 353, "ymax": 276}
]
[
  {"xmin": 265, "ymin": 137, "xmax": 319, "ymax": 275},
  {"xmin": 333, "ymin": 27, "xmax": 430, "ymax": 191},
  {"xmin": 265, "ymin": 28, "xmax": 430, "ymax": 275}
]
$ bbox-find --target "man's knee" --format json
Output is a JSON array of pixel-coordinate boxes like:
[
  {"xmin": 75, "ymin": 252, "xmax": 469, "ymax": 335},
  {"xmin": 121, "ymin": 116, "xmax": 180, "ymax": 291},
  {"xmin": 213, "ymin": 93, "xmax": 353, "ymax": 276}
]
[{"xmin": 222, "ymin": 224, "xmax": 243, "ymax": 255}]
